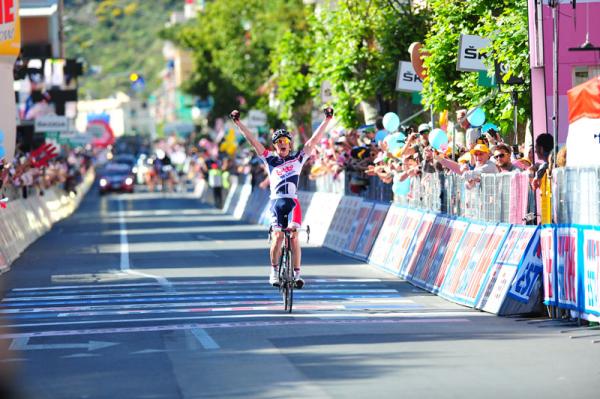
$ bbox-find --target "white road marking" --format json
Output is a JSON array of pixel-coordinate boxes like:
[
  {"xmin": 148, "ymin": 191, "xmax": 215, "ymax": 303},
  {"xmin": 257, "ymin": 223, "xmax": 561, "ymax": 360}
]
[
  {"xmin": 118, "ymin": 200, "xmax": 173, "ymax": 291},
  {"xmin": 190, "ymin": 328, "xmax": 220, "ymax": 350},
  {"xmin": 9, "ymin": 336, "xmax": 118, "ymax": 351}
]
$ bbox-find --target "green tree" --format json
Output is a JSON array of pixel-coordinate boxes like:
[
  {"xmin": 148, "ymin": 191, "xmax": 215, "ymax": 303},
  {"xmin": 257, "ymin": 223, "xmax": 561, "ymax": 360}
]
[
  {"xmin": 164, "ymin": 0, "xmax": 307, "ymax": 122},
  {"xmin": 270, "ymin": 1, "xmax": 430, "ymax": 128},
  {"xmin": 421, "ymin": 0, "xmax": 531, "ymax": 140}
]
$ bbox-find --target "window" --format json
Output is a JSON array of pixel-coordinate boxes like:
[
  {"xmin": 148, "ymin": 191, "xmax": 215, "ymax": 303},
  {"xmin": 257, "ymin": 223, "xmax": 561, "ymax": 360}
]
[{"xmin": 573, "ymin": 65, "xmax": 600, "ymax": 87}]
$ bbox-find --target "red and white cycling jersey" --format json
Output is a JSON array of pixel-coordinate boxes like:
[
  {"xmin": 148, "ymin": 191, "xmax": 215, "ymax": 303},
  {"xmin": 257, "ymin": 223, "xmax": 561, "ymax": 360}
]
[{"xmin": 260, "ymin": 149, "xmax": 308, "ymax": 199}]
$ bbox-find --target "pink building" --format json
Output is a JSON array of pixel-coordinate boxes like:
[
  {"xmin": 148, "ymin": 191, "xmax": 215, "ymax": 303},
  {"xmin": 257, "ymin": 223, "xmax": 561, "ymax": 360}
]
[{"xmin": 529, "ymin": 0, "xmax": 600, "ymax": 145}]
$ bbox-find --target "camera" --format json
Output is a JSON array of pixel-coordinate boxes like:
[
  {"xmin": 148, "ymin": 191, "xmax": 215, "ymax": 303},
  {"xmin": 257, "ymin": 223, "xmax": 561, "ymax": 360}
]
[
  {"xmin": 229, "ymin": 110, "xmax": 240, "ymax": 121},
  {"xmin": 324, "ymin": 107, "xmax": 334, "ymax": 118}
]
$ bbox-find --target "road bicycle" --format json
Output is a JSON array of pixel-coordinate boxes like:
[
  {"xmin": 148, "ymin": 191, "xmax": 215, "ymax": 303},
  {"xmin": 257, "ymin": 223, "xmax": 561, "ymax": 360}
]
[{"xmin": 269, "ymin": 225, "xmax": 310, "ymax": 313}]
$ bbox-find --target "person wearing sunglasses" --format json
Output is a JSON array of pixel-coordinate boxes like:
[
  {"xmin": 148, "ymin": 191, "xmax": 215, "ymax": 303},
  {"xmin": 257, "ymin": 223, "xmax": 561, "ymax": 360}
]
[
  {"xmin": 230, "ymin": 108, "xmax": 334, "ymax": 288},
  {"xmin": 492, "ymin": 143, "xmax": 516, "ymax": 173}
]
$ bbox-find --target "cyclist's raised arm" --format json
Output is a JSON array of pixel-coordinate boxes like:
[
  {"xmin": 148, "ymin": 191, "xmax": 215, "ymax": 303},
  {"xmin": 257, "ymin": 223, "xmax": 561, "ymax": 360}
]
[
  {"xmin": 229, "ymin": 110, "xmax": 266, "ymax": 156},
  {"xmin": 303, "ymin": 107, "xmax": 334, "ymax": 156}
]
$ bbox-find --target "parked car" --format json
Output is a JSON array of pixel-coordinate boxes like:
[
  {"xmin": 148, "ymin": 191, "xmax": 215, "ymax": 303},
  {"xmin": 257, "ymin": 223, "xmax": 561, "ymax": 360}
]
[{"xmin": 98, "ymin": 163, "xmax": 135, "ymax": 195}]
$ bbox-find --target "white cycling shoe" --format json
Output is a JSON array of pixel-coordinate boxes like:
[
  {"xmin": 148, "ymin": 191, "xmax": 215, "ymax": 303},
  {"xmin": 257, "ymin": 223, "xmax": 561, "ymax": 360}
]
[
  {"xmin": 269, "ymin": 267, "xmax": 280, "ymax": 287},
  {"xmin": 294, "ymin": 270, "xmax": 304, "ymax": 289}
]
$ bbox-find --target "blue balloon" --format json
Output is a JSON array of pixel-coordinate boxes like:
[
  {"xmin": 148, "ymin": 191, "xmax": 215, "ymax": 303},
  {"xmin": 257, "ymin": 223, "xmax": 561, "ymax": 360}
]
[
  {"xmin": 467, "ymin": 108, "xmax": 486, "ymax": 127},
  {"xmin": 384, "ymin": 132, "xmax": 406, "ymax": 154},
  {"xmin": 481, "ymin": 123, "xmax": 498, "ymax": 133},
  {"xmin": 375, "ymin": 129, "xmax": 388, "ymax": 144},
  {"xmin": 429, "ymin": 128, "xmax": 448, "ymax": 151},
  {"xmin": 382, "ymin": 112, "xmax": 400, "ymax": 132},
  {"xmin": 0, "ymin": 146, "xmax": 5, "ymax": 158},
  {"xmin": 392, "ymin": 176, "xmax": 411, "ymax": 197}
]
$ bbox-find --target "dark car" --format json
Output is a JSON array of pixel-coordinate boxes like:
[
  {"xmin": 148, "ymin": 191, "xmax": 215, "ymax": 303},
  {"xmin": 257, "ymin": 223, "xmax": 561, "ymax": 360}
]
[{"xmin": 98, "ymin": 163, "xmax": 135, "ymax": 195}]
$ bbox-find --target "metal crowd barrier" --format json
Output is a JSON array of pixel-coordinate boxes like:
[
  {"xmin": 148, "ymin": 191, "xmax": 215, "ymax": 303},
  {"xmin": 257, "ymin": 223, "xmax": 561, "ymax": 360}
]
[
  {"xmin": 308, "ymin": 170, "xmax": 532, "ymax": 224},
  {"xmin": 553, "ymin": 167, "xmax": 600, "ymax": 225}
]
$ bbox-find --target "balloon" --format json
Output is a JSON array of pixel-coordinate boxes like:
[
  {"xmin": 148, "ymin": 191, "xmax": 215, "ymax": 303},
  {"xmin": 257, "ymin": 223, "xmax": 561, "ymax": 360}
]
[
  {"xmin": 392, "ymin": 177, "xmax": 411, "ymax": 197},
  {"xmin": 481, "ymin": 123, "xmax": 498, "ymax": 133},
  {"xmin": 0, "ymin": 147, "xmax": 4, "ymax": 158},
  {"xmin": 439, "ymin": 110, "xmax": 448, "ymax": 130},
  {"xmin": 375, "ymin": 129, "xmax": 388, "ymax": 144},
  {"xmin": 467, "ymin": 108, "xmax": 486, "ymax": 127},
  {"xmin": 382, "ymin": 112, "xmax": 400, "ymax": 132},
  {"xmin": 429, "ymin": 128, "xmax": 448, "ymax": 151},
  {"xmin": 384, "ymin": 132, "xmax": 406, "ymax": 155}
]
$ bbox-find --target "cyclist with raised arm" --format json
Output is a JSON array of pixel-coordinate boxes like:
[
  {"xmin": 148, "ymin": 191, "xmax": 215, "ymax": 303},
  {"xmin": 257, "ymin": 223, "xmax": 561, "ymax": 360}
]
[{"xmin": 230, "ymin": 108, "xmax": 334, "ymax": 288}]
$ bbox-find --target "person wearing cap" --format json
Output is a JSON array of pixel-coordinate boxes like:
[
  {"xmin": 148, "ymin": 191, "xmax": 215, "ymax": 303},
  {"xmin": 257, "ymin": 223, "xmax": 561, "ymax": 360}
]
[
  {"xmin": 418, "ymin": 123, "xmax": 431, "ymax": 147},
  {"xmin": 463, "ymin": 143, "xmax": 498, "ymax": 184}
]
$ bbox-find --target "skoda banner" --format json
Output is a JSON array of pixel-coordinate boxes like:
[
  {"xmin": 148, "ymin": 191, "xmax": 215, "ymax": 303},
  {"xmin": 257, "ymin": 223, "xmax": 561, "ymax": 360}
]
[
  {"xmin": 456, "ymin": 34, "xmax": 490, "ymax": 72},
  {"xmin": 0, "ymin": 0, "xmax": 21, "ymax": 164},
  {"xmin": 396, "ymin": 61, "xmax": 423, "ymax": 93}
]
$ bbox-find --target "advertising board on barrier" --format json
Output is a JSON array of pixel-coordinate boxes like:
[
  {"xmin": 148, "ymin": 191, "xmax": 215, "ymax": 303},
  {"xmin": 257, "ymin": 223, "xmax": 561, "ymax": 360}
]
[
  {"xmin": 353, "ymin": 203, "xmax": 389, "ymax": 260},
  {"xmin": 507, "ymin": 227, "xmax": 543, "ymax": 303},
  {"xmin": 582, "ymin": 228, "xmax": 600, "ymax": 317},
  {"xmin": 556, "ymin": 227, "xmax": 579, "ymax": 310},
  {"xmin": 398, "ymin": 212, "xmax": 437, "ymax": 278},
  {"xmin": 386, "ymin": 209, "xmax": 426, "ymax": 275},
  {"xmin": 407, "ymin": 216, "xmax": 452, "ymax": 290},
  {"xmin": 440, "ymin": 223, "xmax": 488, "ymax": 303},
  {"xmin": 369, "ymin": 205, "xmax": 407, "ymax": 269},
  {"xmin": 323, "ymin": 196, "xmax": 363, "ymax": 252},
  {"xmin": 344, "ymin": 202, "xmax": 376, "ymax": 256},
  {"xmin": 302, "ymin": 192, "xmax": 342, "ymax": 246},
  {"xmin": 541, "ymin": 226, "xmax": 557, "ymax": 306},
  {"xmin": 477, "ymin": 226, "xmax": 537, "ymax": 314},
  {"xmin": 430, "ymin": 219, "xmax": 469, "ymax": 289}
]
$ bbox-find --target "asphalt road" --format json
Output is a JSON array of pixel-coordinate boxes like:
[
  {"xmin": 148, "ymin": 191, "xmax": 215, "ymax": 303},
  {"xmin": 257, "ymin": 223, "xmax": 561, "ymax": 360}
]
[{"xmin": 0, "ymin": 187, "xmax": 599, "ymax": 399}]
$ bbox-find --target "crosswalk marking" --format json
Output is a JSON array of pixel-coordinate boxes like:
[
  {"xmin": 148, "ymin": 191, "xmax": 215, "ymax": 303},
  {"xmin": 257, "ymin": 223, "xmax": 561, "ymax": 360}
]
[{"xmin": 0, "ymin": 278, "xmax": 479, "ymax": 340}]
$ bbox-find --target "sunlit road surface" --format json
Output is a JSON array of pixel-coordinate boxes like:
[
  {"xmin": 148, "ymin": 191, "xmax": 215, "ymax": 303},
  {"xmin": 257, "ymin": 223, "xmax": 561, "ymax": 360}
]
[{"xmin": 1, "ymin": 188, "xmax": 598, "ymax": 399}]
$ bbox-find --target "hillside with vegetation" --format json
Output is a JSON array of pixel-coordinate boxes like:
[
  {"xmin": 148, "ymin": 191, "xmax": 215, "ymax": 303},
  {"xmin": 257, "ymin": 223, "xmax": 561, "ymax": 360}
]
[{"xmin": 63, "ymin": 0, "xmax": 180, "ymax": 99}]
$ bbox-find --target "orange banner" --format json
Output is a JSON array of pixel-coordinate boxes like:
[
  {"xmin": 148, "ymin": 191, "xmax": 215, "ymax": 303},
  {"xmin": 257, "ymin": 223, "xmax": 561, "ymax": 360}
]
[{"xmin": 0, "ymin": 0, "xmax": 20, "ymax": 61}]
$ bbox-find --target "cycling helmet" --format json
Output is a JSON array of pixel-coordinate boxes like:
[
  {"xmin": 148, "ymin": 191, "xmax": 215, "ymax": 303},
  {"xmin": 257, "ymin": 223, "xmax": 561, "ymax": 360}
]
[{"xmin": 272, "ymin": 129, "xmax": 292, "ymax": 143}]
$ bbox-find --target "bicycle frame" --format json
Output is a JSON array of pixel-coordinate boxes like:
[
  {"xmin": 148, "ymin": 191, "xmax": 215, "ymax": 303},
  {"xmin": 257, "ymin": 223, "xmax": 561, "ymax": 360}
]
[{"xmin": 268, "ymin": 226, "xmax": 310, "ymax": 313}]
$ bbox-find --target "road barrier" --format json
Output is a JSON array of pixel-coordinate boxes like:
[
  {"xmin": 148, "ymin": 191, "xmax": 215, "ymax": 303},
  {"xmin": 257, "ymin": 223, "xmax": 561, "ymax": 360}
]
[
  {"xmin": 0, "ymin": 170, "xmax": 95, "ymax": 274},
  {"xmin": 212, "ymin": 177, "xmax": 545, "ymax": 316}
]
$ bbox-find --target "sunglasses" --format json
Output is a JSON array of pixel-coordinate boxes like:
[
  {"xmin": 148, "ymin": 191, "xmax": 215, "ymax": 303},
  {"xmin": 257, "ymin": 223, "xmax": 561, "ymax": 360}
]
[
  {"xmin": 493, "ymin": 153, "xmax": 508, "ymax": 159},
  {"xmin": 473, "ymin": 152, "xmax": 487, "ymax": 157},
  {"xmin": 275, "ymin": 138, "xmax": 291, "ymax": 145}
]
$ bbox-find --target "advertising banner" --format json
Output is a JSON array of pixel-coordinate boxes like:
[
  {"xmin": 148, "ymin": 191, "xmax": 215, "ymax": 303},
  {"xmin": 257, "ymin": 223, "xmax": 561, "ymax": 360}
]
[
  {"xmin": 353, "ymin": 203, "xmax": 389, "ymax": 260},
  {"xmin": 0, "ymin": 0, "xmax": 21, "ymax": 61},
  {"xmin": 302, "ymin": 192, "xmax": 342, "ymax": 246},
  {"xmin": 478, "ymin": 226, "xmax": 538, "ymax": 313},
  {"xmin": 369, "ymin": 205, "xmax": 407, "ymax": 268},
  {"xmin": 407, "ymin": 216, "xmax": 452, "ymax": 290},
  {"xmin": 556, "ymin": 227, "xmax": 579, "ymax": 310},
  {"xmin": 441, "ymin": 224, "xmax": 509, "ymax": 306},
  {"xmin": 582, "ymin": 228, "xmax": 600, "ymax": 316},
  {"xmin": 323, "ymin": 196, "xmax": 363, "ymax": 252},
  {"xmin": 508, "ymin": 227, "xmax": 543, "ymax": 303},
  {"xmin": 456, "ymin": 34, "xmax": 490, "ymax": 72},
  {"xmin": 343, "ymin": 201, "xmax": 376, "ymax": 256},
  {"xmin": 398, "ymin": 212, "xmax": 437, "ymax": 278},
  {"xmin": 430, "ymin": 219, "xmax": 469, "ymax": 289},
  {"xmin": 396, "ymin": 61, "xmax": 423, "ymax": 92},
  {"xmin": 387, "ymin": 210, "xmax": 427, "ymax": 276},
  {"xmin": 541, "ymin": 226, "xmax": 557, "ymax": 306}
]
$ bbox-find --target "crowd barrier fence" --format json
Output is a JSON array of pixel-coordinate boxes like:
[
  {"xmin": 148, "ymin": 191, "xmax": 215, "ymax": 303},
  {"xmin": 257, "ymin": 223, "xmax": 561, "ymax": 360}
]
[
  {"xmin": 214, "ymin": 176, "xmax": 547, "ymax": 316},
  {"xmin": 0, "ymin": 169, "xmax": 95, "ymax": 274}
]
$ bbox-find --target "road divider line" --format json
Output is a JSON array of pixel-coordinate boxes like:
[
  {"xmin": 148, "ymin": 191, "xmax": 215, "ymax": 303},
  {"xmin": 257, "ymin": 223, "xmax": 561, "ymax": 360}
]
[{"xmin": 118, "ymin": 200, "xmax": 173, "ymax": 292}]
